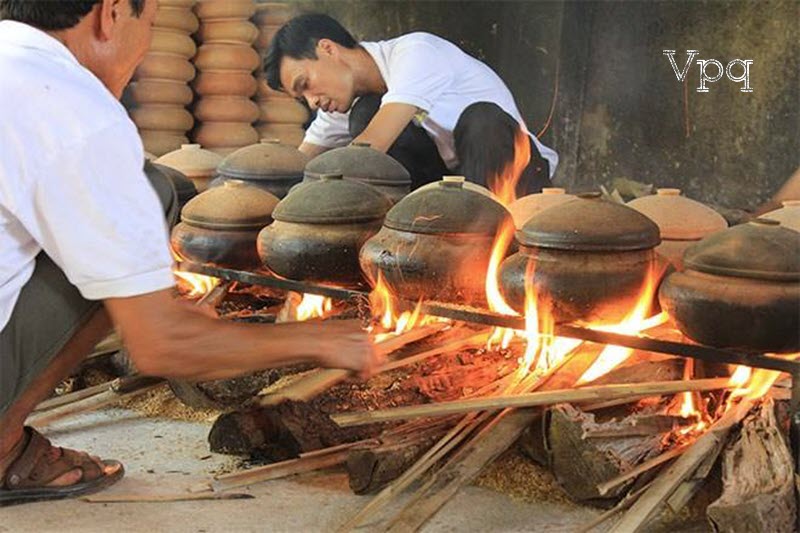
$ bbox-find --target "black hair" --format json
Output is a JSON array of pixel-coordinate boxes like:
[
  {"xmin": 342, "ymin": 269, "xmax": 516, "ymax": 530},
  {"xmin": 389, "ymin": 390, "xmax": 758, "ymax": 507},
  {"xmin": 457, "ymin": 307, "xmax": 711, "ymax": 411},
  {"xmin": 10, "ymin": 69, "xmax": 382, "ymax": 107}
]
[
  {"xmin": 0, "ymin": 0, "xmax": 146, "ymax": 31},
  {"xmin": 264, "ymin": 13, "xmax": 357, "ymax": 92}
]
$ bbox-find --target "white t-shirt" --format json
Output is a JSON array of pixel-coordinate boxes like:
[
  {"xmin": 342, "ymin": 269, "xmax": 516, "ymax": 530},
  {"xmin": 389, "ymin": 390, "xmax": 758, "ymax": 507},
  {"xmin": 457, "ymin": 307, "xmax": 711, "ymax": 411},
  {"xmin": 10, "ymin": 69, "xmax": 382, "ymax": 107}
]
[
  {"xmin": 303, "ymin": 32, "xmax": 558, "ymax": 176},
  {"xmin": 0, "ymin": 21, "xmax": 175, "ymax": 332}
]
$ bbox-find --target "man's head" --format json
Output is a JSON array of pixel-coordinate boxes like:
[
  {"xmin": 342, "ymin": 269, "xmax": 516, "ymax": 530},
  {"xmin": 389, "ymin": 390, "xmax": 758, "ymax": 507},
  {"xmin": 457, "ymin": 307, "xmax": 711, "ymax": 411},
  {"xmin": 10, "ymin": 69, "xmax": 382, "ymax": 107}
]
[
  {"xmin": 264, "ymin": 14, "xmax": 360, "ymax": 113},
  {"xmin": 0, "ymin": 0, "xmax": 157, "ymax": 98}
]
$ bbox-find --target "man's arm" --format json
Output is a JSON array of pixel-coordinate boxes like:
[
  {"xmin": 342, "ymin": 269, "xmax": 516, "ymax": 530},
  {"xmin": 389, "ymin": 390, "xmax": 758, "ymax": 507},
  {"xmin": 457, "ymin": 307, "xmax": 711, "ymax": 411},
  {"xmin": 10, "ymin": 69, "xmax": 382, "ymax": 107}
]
[
  {"xmin": 352, "ymin": 103, "xmax": 419, "ymax": 153},
  {"xmin": 298, "ymin": 142, "xmax": 331, "ymax": 159},
  {"xmin": 755, "ymin": 166, "xmax": 800, "ymax": 215},
  {"xmin": 104, "ymin": 289, "xmax": 380, "ymax": 382}
]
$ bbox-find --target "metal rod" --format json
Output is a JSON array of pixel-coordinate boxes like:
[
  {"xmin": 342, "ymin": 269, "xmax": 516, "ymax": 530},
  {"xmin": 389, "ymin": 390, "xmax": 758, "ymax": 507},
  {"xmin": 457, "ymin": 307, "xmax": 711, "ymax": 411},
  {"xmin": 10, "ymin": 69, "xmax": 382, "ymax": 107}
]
[{"xmin": 180, "ymin": 262, "xmax": 800, "ymax": 374}]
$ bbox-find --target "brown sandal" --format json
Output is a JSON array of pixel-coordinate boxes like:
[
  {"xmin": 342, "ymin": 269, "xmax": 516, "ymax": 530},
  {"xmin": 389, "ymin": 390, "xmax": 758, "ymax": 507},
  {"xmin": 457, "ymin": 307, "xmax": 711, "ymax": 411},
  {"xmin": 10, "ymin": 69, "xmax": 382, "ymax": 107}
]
[{"xmin": 0, "ymin": 427, "xmax": 124, "ymax": 506}]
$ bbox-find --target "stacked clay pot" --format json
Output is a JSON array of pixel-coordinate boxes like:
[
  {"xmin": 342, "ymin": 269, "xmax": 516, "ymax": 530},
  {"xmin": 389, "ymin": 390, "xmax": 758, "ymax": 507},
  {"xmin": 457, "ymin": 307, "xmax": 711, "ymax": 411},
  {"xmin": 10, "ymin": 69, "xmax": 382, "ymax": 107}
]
[
  {"xmin": 192, "ymin": 0, "xmax": 260, "ymax": 156},
  {"xmin": 253, "ymin": 3, "xmax": 309, "ymax": 147},
  {"xmin": 155, "ymin": 143, "xmax": 223, "ymax": 192},
  {"xmin": 131, "ymin": 0, "xmax": 198, "ymax": 156}
]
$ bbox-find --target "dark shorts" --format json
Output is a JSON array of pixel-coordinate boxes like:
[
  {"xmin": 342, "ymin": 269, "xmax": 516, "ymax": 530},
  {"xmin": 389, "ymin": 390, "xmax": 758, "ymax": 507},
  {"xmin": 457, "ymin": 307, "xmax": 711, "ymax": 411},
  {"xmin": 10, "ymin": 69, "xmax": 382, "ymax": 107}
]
[{"xmin": 0, "ymin": 162, "xmax": 179, "ymax": 416}]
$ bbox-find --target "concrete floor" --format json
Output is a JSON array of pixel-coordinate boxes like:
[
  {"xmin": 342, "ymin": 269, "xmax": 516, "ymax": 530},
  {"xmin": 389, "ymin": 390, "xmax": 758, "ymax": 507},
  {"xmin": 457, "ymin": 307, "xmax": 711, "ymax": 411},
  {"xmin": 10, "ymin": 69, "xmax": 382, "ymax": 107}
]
[{"xmin": 1, "ymin": 408, "xmax": 600, "ymax": 533}]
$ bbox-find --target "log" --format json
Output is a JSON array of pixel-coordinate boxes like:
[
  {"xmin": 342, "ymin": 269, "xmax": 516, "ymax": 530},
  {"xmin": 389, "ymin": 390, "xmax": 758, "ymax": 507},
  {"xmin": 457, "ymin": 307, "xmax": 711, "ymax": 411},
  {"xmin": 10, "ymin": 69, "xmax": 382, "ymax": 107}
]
[
  {"xmin": 609, "ymin": 398, "xmax": 755, "ymax": 533},
  {"xmin": 332, "ymin": 378, "xmax": 732, "ymax": 427},
  {"xmin": 597, "ymin": 443, "xmax": 689, "ymax": 496},
  {"xmin": 258, "ymin": 323, "xmax": 449, "ymax": 406},
  {"xmin": 207, "ymin": 408, "xmax": 300, "ymax": 460},
  {"xmin": 707, "ymin": 399, "xmax": 796, "ymax": 532}
]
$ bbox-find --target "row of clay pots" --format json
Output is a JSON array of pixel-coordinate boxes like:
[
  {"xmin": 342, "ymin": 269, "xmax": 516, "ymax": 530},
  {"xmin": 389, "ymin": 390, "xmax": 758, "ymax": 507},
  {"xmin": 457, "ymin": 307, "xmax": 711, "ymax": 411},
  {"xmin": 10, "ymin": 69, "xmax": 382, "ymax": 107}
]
[
  {"xmin": 131, "ymin": 0, "xmax": 198, "ymax": 155},
  {"xmin": 252, "ymin": 3, "xmax": 308, "ymax": 147},
  {"xmin": 192, "ymin": 0, "xmax": 259, "ymax": 156}
]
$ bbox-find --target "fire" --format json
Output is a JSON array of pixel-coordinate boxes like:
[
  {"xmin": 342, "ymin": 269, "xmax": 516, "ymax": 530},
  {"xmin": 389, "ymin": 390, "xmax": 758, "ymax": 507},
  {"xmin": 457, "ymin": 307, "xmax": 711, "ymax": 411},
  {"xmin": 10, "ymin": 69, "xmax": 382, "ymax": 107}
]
[
  {"xmin": 576, "ymin": 266, "xmax": 668, "ymax": 385},
  {"xmin": 174, "ymin": 270, "xmax": 220, "ymax": 297},
  {"xmin": 728, "ymin": 353, "xmax": 800, "ymax": 401},
  {"xmin": 485, "ymin": 220, "xmax": 521, "ymax": 350},
  {"xmin": 295, "ymin": 293, "xmax": 333, "ymax": 321},
  {"xmin": 487, "ymin": 126, "xmax": 531, "ymax": 207},
  {"xmin": 369, "ymin": 272, "xmax": 442, "ymax": 339}
]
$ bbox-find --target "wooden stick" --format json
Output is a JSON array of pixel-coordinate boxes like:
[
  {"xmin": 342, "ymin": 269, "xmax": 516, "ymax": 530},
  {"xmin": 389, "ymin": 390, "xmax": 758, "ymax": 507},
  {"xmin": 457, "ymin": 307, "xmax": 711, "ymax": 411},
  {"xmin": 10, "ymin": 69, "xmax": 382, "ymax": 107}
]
[
  {"xmin": 34, "ymin": 380, "xmax": 114, "ymax": 413},
  {"xmin": 332, "ymin": 378, "xmax": 732, "ymax": 427},
  {"xmin": 298, "ymin": 439, "xmax": 379, "ymax": 459},
  {"xmin": 26, "ymin": 376, "xmax": 165, "ymax": 427},
  {"xmin": 597, "ymin": 443, "xmax": 689, "ymax": 496},
  {"xmin": 378, "ymin": 330, "xmax": 489, "ymax": 373},
  {"xmin": 609, "ymin": 398, "xmax": 755, "ymax": 532},
  {"xmin": 258, "ymin": 323, "xmax": 449, "ymax": 405},
  {"xmin": 82, "ymin": 492, "xmax": 253, "ymax": 503},
  {"xmin": 211, "ymin": 449, "xmax": 351, "ymax": 492}
]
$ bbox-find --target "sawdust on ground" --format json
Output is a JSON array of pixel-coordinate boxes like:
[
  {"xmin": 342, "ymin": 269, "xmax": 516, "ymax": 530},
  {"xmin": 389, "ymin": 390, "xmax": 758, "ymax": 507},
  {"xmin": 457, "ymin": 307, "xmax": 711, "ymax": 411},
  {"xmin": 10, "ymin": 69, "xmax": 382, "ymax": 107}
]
[
  {"xmin": 120, "ymin": 385, "xmax": 221, "ymax": 423},
  {"xmin": 474, "ymin": 447, "xmax": 577, "ymax": 507}
]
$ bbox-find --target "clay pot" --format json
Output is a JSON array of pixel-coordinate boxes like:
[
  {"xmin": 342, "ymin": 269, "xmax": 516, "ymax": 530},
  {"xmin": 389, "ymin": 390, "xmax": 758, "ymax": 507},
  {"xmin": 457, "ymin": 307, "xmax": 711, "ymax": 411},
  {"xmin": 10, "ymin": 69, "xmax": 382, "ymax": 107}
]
[
  {"xmin": 303, "ymin": 142, "xmax": 411, "ymax": 203},
  {"xmin": 195, "ymin": 0, "xmax": 256, "ymax": 20},
  {"xmin": 197, "ymin": 19, "xmax": 258, "ymax": 44},
  {"xmin": 193, "ymin": 70, "xmax": 257, "ymax": 97},
  {"xmin": 254, "ymin": 3, "xmax": 294, "ymax": 26},
  {"xmin": 140, "ymin": 130, "xmax": 189, "ymax": 157},
  {"xmin": 195, "ymin": 44, "xmax": 260, "ymax": 72},
  {"xmin": 129, "ymin": 80, "xmax": 193, "ymax": 105},
  {"xmin": 659, "ymin": 219, "xmax": 800, "ymax": 352},
  {"xmin": 215, "ymin": 139, "xmax": 308, "ymax": 198},
  {"xmin": 135, "ymin": 53, "xmax": 195, "ymax": 82},
  {"xmin": 172, "ymin": 180, "xmax": 278, "ymax": 269},
  {"xmin": 131, "ymin": 105, "xmax": 194, "ymax": 132},
  {"xmin": 360, "ymin": 176, "xmax": 512, "ymax": 304},
  {"xmin": 507, "ymin": 188, "xmax": 575, "ymax": 229},
  {"xmin": 500, "ymin": 193, "xmax": 661, "ymax": 323},
  {"xmin": 194, "ymin": 96, "xmax": 260, "ymax": 123},
  {"xmin": 145, "ymin": 161, "xmax": 198, "ymax": 210},
  {"xmin": 149, "ymin": 29, "xmax": 197, "ymax": 58},
  {"xmin": 157, "ymin": 0, "xmax": 196, "ymax": 7},
  {"xmin": 628, "ymin": 188, "xmax": 728, "ymax": 269},
  {"xmin": 255, "ymin": 24, "xmax": 280, "ymax": 50},
  {"xmin": 257, "ymin": 100, "xmax": 310, "ymax": 124},
  {"xmin": 254, "ymin": 123, "xmax": 305, "ymax": 147},
  {"xmin": 153, "ymin": 7, "xmax": 199, "ymax": 34},
  {"xmin": 155, "ymin": 143, "xmax": 223, "ymax": 192},
  {"xmin": 258, "ymin": 174, "xmax": 391, "ymax": 286},
  {"xmin": 256, "ymin": 76, "xmax": 290, "ymax": 100},
  {"xmin": 763, "ymin": 200, "xmax": 800, "ymax": 233},
  {"xmin": 194, "ymin": 122, "xmax": 259, "ymax": 149}
]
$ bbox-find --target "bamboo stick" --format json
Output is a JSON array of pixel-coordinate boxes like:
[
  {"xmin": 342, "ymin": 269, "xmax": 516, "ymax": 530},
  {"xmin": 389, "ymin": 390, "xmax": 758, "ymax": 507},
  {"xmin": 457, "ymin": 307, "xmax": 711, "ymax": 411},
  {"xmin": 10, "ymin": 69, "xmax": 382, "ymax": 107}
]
[
  {"xmin": 258, "ymin": 323, "xmax": 449, "ymax": 405},
  {"xmin": 332, "ymin": 378, "xmax": 732, "ymax": 427},
  {"xmin": 83, "ymin": 492, "xmax": 253, "ymax": 503},
  {"xmin": 34, "ymin": 380, "xmax": 114, "ymax": 413},
  {"xmin": 26, "ymin": 376, "xmax": 165, "ymax": 427},
  {"xmin": 378, "ymin": 330, "xmax": 489, "ymax": 373},
  {"xmin": 609, "ymin": 398, "xmax": 755, "ymax": 532},
  {"xmin": 211, "ymin": 449, "xmax": 351, "ymax": 492},
  {"xmin": 597, "ymin": 443, "xmax": 689, "ymax": 496}
]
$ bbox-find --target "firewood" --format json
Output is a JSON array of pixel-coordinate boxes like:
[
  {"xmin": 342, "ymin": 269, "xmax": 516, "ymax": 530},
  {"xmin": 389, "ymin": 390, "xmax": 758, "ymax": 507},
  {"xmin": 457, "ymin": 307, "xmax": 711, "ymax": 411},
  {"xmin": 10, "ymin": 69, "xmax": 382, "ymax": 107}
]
[
  {"xmin": 609, "ymin": 398, "xmax": 755, "ymax": 532},
  {"xmin": 331, "ymin": 378, "xmax": 732, "ymax": 427},
  {"xmin": 546, "ymin": 403, "xmax": 665, "ymax": 501},
  {"xmin": 258, "ymin": 323, "xmax": 449, "ymax": 406},
  {"xmin": 597, "ymin": 443, "xmax": 689, "ymax": 496},
  {"xmin": 207, "ymin": 408, "xmax": 300, "ymax": 459},
  {"xmin": 706, "ymin": 399, "xmax": 796, "ymax": 532},
  {"xmin": 83, "ymin": 492, "xmax": 253, "ymax": 503},
  {"xmin": 34, "ymin": 380, "xmax": 115, "ymax": 412}
]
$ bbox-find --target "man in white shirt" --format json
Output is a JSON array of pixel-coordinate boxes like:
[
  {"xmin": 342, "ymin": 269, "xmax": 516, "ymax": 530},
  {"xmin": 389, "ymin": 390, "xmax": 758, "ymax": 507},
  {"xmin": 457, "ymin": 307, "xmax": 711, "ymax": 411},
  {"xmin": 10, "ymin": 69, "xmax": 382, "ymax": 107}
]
[
  {"xmin": 264, "ymin": 14, "xmax": 559, "ymax": 194},
  {"xmin": 0, "ymin": 0, "xmax": 378, "ymax": 506}
]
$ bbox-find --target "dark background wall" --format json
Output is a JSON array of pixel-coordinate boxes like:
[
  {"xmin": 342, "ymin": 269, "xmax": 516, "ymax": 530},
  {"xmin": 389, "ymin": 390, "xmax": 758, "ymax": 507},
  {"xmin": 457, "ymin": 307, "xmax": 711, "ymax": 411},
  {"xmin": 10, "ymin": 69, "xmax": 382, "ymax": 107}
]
[{"xmin": 279, "ymin": 0, "xmax": 799, "ymax": 210}]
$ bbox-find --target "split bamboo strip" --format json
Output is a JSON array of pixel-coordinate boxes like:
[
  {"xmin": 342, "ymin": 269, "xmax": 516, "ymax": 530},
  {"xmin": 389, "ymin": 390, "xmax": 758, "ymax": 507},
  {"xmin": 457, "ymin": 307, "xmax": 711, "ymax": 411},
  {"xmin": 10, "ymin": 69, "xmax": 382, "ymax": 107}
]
[
  {"xmin": 34, "ymin": 380, "xmax": 115, "ymax": 413},
  {"xmin": 597, "ymin": 443, "xmax": 690, "ymax": 496},
  {"xmin": 211, "ymin": 449, "xmax": 351, "ymax": 492},
  {"xmin": 26, "ymin": 376, "xmax": 165, "ymax": 427},
  {"xmin": 608, "ymin": 398, "xmax": 755, "ymax": 532},
  {"xmin": 332, "ymin": 378, "xmax": 732, "ymax": 427},
  {"xmin": 378, "ymin": 330, "xmax": 489, "ymax": 373},
  {"xmin": 83, "ymin": 492, "xmax": 253, "ymax": 503},
  {"xmin": 297, "ymin": 439, "xmax": 379, "ymax": 459},
  {"xmin": 258, "ymin": 323, "xmax": 449, "ymax": 405}
]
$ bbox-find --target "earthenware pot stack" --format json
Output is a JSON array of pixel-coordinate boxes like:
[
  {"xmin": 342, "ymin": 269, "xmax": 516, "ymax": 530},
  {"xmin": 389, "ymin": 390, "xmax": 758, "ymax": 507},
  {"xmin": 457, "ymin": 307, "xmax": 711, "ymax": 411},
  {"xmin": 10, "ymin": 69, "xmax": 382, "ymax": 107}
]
[
  {"xmin": 130, "ymin": 0, "xmax": 198, "ymax": 156},
  {"xmin": 253, "ymin": 3, "xmax": 309, "ymax": 147},
  {"xmin": 192, "ymin": 0, "xmax": 260, "ymax": 156}
]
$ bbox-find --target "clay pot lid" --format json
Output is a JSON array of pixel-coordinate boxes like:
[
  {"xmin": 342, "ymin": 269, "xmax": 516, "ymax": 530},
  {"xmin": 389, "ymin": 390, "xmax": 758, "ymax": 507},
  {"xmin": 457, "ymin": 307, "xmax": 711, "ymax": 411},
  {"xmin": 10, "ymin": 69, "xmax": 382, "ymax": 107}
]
[
  {"xmin": 181, "ymin": 180, "xmax": 279, "ymax": 230},
  {"xmin": 508, "ymin": 188, "xmax": 575, "ymax": 228},
  {"xmin": 519, "ymin": 192, "xmax": 661, "ymax": 251},
  {"xmin": 218, "ymin": 139, "xmax": 309, "ymax": 182},
  {"xmin": 627, "ymin": 188, "xmax": 728, "ymax": 240},
  {"xmin": 273, "ymin": 173, "xmax": 392, "ymax": 224},
  {"xmin": 684, "ymin": 218, "xmax": 800, "ymax": 282},
  {"xmin": 763, "ymin": 200, "xmax": 800, "ymax": 233},
  {"xmin": 304, "ymin": 142, "xmax": 411, "ymax": 187},
  {"xmin": 155, "ymin": 144, "xmax": 222, "ymax": 180},
  {"xmin": 384, "ymin": 176, "xmax": 512, "ymax": 235},
  {"xmin": 148, "ymin": 161, "xmax": 197, "ymax": 199}
]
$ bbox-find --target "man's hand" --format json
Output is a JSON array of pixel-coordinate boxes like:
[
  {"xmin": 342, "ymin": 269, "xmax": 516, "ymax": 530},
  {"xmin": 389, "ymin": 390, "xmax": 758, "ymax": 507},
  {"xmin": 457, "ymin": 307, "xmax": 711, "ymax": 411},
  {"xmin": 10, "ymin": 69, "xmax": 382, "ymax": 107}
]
[{"xmin": 312, "ymin": 320, "xmax": 385, "ymax": 379}]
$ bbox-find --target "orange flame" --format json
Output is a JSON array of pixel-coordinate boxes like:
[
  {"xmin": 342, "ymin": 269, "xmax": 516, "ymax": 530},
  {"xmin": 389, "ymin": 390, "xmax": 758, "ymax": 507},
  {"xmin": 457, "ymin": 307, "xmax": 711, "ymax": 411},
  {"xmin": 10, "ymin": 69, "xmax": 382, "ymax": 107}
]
[
  {"xmin": 295, "ymin": 293, "xmax": 333, "ymax": 321},
  {"xmin": 728, "ymin": 353, "xmax": 800, "ymax": 401},
  {"xmin": 488, "ymin": 127, "xmax": 532, "ymax": 207},
  {"xmin": 576, "ymin": 266, "xmax": 668, "ymax": 384},
  {"xmin": 174, "ymin": 271, "xmax": 220, "ymax": 297},
  {"xmin": 485, "ymin": 220, "xmax": 521, "ymax": 350},
  {"xmin": 369, "ymin": 271, "xmax": 443, "ymax": 341}
]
